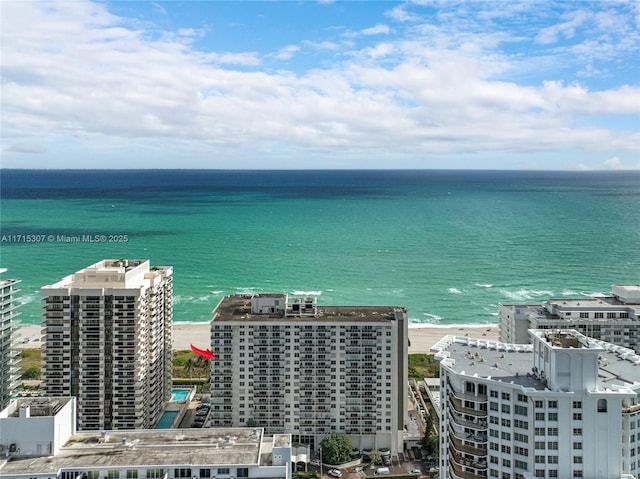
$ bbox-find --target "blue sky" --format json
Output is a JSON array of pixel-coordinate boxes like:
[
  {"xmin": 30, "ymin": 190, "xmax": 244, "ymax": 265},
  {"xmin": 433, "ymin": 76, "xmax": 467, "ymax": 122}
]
[{"xmin": 1, "ymin": 1, "xmax": 639, "ymax": 170}]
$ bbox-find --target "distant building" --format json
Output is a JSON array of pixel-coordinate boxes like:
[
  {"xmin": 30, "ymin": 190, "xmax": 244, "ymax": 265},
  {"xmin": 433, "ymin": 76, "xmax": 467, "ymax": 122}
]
[
  {"xmin": 41, "ymin": 259, "xmax": 173, "ymax": 430},
  {"xmin": 209, "ymin": 293, "xmax": 409, "ymax": 455},
  {"xmin": 0, "ymin": 269, "xmax": 21, "ymax": 410},
  {"xmin": 499, "ymin": 285, "xmax": 640, "ymax": 353},
  {"xmin": 433, "ymin": 330, "xmax": 640, "ymax": 479},
  {"xmin": 0, "ymin": 396, "xmax": 291, "ymax": 479}
]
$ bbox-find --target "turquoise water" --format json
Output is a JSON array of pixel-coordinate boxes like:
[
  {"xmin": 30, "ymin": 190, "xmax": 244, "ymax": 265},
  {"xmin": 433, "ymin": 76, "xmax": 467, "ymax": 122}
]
[
  {"xmin": 1, "ymin": 169, "xmax": 639, "ymax": 327},
  {"xmin": 155, "ymin": 410, "xmax": 179, "ymax": 429},
  {"xmin": 171, "ymin": 389, "xmax": 190, "ymax": 401}
]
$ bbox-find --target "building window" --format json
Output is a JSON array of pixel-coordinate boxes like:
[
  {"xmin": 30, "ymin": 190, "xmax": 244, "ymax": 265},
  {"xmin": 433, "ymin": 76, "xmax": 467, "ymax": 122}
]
[
  {"xmin": 573, "ymin": 428, "xmax": 582, "ymax": 435},
  {"xmin": 174, "ymin": 470, "xmax": 192, "ymax": 478},
  {"xmin": 597, "ymin": 399, "xmax": 607, "ymax": 412},
  {"xmin": 200, "ymin": 470, "xmax": 211, "ymax": 478},
  {"xmin": 573, "ymin": 413, "xmax": 582, "ymax": 421},
  {"xmin": 548, "ymin": 412, "xmax": 558, "ymax": 421},
  {"xmin": 579, "ymin": 312, "xmax": 589, "ymax": 318},
  {"xmin": 108, "ymin": 471, "xmax": 120, "ymax": 479},
  {"xmin": 573, "ymin": 456, "xmax": 583, "ymax": 464},
  {"xmin": 218, "ymin": 468, "xmax": 230, "ymax": 475},
  {"xmin": 573, "ymin": 442, "xmax": 582, "ymax": 450},
  {"xmin": 126, "ymin": 471, "xmax": 138, "ymax": 479},
  {"xmin": 594, "ymin": 312, "xmax": 604, "ymax": 319},
  {"xmin": 548, "ymin": 400, "xmax": 557, "ymax": 408},
  {"xmin": 573, "ymin": 401, "xmax": 582, "ymax": 409},
  {"xmin": 573, "ymin": 471, "xmax": 583, "ymax": 478},
  {"xmin": 237, "ymin": 468, "xmax": 249, "ymax": 478},
  {"xmin": 536, "ymin": 413, "xmax": 545, "ymax": 421}
]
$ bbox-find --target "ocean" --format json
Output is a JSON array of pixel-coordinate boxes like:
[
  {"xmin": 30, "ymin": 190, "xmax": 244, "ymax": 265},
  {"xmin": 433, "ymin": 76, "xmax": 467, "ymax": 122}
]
[{"xmin": 1, "ymin": 169, "xmax": 639, "ymax": 327}]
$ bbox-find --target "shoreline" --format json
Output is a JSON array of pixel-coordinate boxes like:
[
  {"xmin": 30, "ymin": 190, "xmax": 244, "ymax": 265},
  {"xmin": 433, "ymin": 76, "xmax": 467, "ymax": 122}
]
[{"xmin": 16, "ymin": 322, "xmax": 500, "ymax": 353}]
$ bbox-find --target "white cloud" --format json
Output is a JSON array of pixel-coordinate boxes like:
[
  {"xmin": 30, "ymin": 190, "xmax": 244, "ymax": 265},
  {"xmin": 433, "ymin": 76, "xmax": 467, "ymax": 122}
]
[
  {"xmin": 361, "ymin": 24, "xmax": 390, "ymax": 36},
  {"xmin": 535, "ymin": 10, "xmax": 591, "ymax": 44},
  {"xmin": 0, "ymin": 0, "xmax": 638, "ymax": 169},
  {"xmin": 274, "ymin": 45, "xmax": 301, "ymax": 60},
  {"xmin": 5, "ymin": 142, "xmax": 48, "ymax": 154}
]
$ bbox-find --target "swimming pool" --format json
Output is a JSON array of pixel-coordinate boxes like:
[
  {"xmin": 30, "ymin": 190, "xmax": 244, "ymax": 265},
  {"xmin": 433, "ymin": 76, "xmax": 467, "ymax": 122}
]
[
  {"xmin": 171, "ymin": 389, "xmax": 190, "ymax": 402},
  {"xmin": 155, "ymin": 410, "xmax": 179, "ymax": 429}
]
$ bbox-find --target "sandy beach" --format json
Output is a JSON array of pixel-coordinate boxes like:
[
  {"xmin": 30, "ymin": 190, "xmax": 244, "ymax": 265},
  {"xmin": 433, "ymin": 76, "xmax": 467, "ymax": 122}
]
[{"xmin": 16, "ymin": 322, "xmax": 500, "ymax": 352}]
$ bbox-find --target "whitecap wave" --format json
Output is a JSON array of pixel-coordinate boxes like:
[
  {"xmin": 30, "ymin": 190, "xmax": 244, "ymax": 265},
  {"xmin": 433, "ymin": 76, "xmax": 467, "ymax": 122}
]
[
  {"xmin": 210, "ymin": 290, "xmax": 223, "ymax": 295},
  {"xmin": 500, "ymin": 288, "xmax": 553, "ymax": 301},
  {"xmin": 17, "ymin": 294, "xmax": 37, "ymax": 306},
  {"xmin": 475, "ymin": 283, "xmax": 493, "ymax": 288},
  {"xmin": 291, "ymin": 290, "xmax": 322, "ymax": 296},
  {"xmin": 448, "ymin": 288, "xmax": 463, "ymax": 294}
]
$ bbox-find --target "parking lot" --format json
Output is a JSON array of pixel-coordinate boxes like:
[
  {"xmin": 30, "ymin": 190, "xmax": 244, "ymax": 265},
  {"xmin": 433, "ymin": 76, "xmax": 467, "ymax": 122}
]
[{"xmin": 302, "ymin": 455, "xmax": 437, "ymax": 479}]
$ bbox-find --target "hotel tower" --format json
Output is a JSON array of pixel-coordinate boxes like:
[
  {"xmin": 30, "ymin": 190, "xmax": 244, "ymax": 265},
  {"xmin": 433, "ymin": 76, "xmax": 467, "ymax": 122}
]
[
  {"xmin": 208, "ymin": 293, "xmax": 409, "ymax": 455},
  {"xmin": 41, "ymin": 260, "xmax": 173, "ymax": 430}
]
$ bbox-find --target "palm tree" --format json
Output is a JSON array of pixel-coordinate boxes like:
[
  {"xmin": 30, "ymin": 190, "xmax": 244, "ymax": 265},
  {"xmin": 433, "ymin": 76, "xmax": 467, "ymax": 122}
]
[{"xmin": 184, "ymin": 358, "xmax": 195, "ymax": 380}]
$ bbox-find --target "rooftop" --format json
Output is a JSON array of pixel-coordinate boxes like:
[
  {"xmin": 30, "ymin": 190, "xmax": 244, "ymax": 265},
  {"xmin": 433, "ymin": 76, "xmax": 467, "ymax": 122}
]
[
  {"xmin": 4, "ymin": 397, "xmax": 72, "ymax": 417},
  {"xmin": 0, "ymin": 428, "xmax": 264, "ymax": 474},
  {"xmin": 213, "ymin": 293, "xmax": 406, "ymax": 323},
  {"xmin": 432, "ymin": 330, "xmax": 640, "ymax": 392}
]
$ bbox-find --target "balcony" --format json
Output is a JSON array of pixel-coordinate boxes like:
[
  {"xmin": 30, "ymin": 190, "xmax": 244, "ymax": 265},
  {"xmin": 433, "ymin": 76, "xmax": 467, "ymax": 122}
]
[
  {"xmin": 449, "ymin": 449, "xmax": 487, "ymax": 471},
  {"xmin": 448, "ymin": 395, "xmax": 487, "ymax": 418},
  {"xmin": 448, "ymin": 457, "xmax": 487, "ymax": 479},
  {"xmin": 449, "ymin": 412, "xmax": 488, "ymax": 432},
  {"xmin": 448, "ymin": 431, "xmax": 487, "ymax": 457}
]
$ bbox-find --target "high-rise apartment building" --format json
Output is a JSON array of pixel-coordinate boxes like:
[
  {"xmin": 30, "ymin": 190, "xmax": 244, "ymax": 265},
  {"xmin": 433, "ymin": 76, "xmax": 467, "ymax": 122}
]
[
  {"xmin": 433, "ymin": 329, "xmax": 640, "ymax": 479},
  {"xmin": 209, "ymin": 293, "xmax": 408, "ymax": 454},
  {"xmin": 0, "ymin": 269, "xmax": 21, "ymax": 410},
  {"xmin": 41, "ymin": 259, "xmax": 173, "ymax": 430},
  {"xmin": 499, "ymin": 285, "xmax": 640, "ymax": 353}
]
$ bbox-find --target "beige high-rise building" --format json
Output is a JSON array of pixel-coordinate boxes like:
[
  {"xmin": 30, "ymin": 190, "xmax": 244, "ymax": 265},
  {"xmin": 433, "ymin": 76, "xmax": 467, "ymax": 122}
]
[
  {"xmin": 0, "ymin": 269, "xmax": 21, "ymax": 410},
  {"xmin": 41, "ymin": 260, "xmax": 173, "ymax": 430},
  {"xmin": 209, "ymin": 293, "xmax": 409, "ymax": 455}
]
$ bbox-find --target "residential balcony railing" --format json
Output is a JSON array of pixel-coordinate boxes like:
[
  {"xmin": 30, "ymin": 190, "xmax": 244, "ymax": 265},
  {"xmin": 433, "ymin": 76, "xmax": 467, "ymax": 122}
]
[
  {"xmin": 449, "ymin": 449, "xmax": 488, "ymax": 471},
  {"xmin": 450, "ymin": 412, "xmax": 488, "ymax": 432},
  {"xmin": 449, "ymin": 387, "xmax": 488, "ymax": 404},
  {"xmin": 448, "ymin": 457, "xmax": 487, "ymax": 479},
  {"xmin": 448, "ymin": 395, "xmax": 487, "ymax": 418},
  {"xmin": 448, "ymin": 431, "xmax": 487, "ymax": 457}
]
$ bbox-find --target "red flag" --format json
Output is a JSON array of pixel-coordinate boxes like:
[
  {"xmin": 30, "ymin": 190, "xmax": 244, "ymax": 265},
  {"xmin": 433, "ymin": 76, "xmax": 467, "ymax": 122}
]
[{"xmin": 190, "ymin": 344, "xmax": 215, "ymax": 360}]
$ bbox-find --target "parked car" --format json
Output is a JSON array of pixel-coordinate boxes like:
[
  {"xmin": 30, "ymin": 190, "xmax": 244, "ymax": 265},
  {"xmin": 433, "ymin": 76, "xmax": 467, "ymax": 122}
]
[
  {"xmin": 410, "ymin": 469, "xmax": 421, "ymax": 474},
  {"xmin": 328, "ymin": 469, "xmax": 342, "ymax": 478},
  {"xmin": 310, "ymin": 460, "xmax": 321, "ymax": 467},
  {"xmin": 382, "ymin": 456, "xmax": 391, "ymax": 466}
]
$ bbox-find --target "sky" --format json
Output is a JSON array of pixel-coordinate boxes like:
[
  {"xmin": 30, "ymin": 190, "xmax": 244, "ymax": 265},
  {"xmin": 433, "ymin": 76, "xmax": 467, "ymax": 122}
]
[{"xmin": 1, "ymin": 0, "xmax": 639, "ymax": 170}]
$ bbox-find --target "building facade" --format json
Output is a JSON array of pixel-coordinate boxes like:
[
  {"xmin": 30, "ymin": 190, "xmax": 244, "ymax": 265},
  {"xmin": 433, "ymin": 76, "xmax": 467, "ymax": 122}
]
[
  {"xmin": 0, "ymin": 269, "xmax": 21, "ymax": 410},
  {"xmin": 432, "ymin": 330, "xmax": 640, "ymax": 479},
  {"xmin": 499, "ymin": 285, "xmax": 640, "ymax": 353},
  {"xmin": 41, "ymin": 259, "xmax": 173, "ymax": 430},
  {"xmin": 209, "ymin": 293, "xmax": 409, "ymax": 455},
  {"xmin": 0, "ymin": 397, "xmax": 290, "ymax": 479}
]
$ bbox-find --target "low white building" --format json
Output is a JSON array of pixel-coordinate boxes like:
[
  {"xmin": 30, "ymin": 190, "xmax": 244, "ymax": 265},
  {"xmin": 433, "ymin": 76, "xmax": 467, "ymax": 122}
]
[
  {"xmin": 432, "ymin": 329, "xmax": 640, "ymax": 479},
  {"xmin": 499, "ymin": 285, "xmax": 640, "ymax": 353},
  {"xmin": 0, "ymin": 396, "xmax": 291, "ymax": 479}
]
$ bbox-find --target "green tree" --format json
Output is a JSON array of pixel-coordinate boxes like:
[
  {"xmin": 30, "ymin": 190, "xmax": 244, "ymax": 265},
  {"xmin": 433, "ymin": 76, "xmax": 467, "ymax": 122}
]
[
  {"xmin": 184, "ymin": 358, "xmax": 195, "ymax": 380},
  {"xmin": 21, "ymin": 366, "xmax": 41, "ymax": 380},
  {"xmin": 369, "ymin": 449, "xmax": 382, "ymax": 465},
  {"xmin": 320, "ymin": 433, "xmax": 353, "ymax": 465},
  {"xmin": 246, "ymin": 418, "xmax": 257, "ymax": 427}
]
